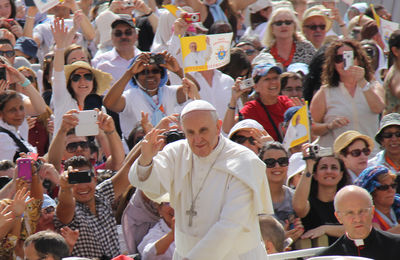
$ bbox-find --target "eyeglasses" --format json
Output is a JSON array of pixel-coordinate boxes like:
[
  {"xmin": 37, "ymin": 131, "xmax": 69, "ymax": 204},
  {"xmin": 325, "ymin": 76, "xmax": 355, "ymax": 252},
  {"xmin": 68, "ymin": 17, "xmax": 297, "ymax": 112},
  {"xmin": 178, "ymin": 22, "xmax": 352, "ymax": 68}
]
[
  {"xmin": 376, "ymin": 183, "xmax": 397, "ymax": 191},
  {"xmin": 0, "ymin": 50, "xmax": 15, "ymax": 58},
  {"xmin": 304, "ymin": 24, "xmax": 326, "ymax": 31},
  {"xmin": 273, "ymin": 20, "xmax": 293, "ymax": 26},
  {"xmin": 113, "ymin": 29, "xmax": 134, "ymax": 37},
  {"xmin": 282, "ymin": 86, "xmax": 303, "ymax": 92},
  {"xmin": 338, "ymin": 207, "xmax": 372, "ymax": 219},
  {"xmin": 334, "ymin": 54, "xmax": 344, "ymax": 63},
  {"xmin": 138, "ymin": 68, "xmax": 162, "ymax": 76},
  {"xmin": 244, "ymin": 49, "xmax": 256, "ymax": 56},
  {"xmin": 71, "ymin": 73, "xmax": 94, "ymax": 82},
  {"xmin": 42, "ymin": 206, "xmax": 55, "ymax": 214},
  {"xmin": 347, "ymin": 147, "xmax": 371, "ymax": 157},
  {"xmin": 381, "ymin": 131, "xmax": 400, "ymax": 139},
  {"xmin": 66, "ymin": 141, "xmax": 89, "ymax": 153},
  {"xmin": 232, "ymin": 135, "xmax": 256, "ymax": 145},
  {"xmin": 263, "ymin": 157, "xmax": 289, "ymax": 168}
]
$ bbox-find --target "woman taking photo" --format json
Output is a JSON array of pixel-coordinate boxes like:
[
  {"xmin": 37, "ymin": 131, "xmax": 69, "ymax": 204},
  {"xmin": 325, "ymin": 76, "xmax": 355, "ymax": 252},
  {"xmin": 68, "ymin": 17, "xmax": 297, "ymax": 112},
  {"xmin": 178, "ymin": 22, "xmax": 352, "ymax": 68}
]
[
  {"xmin": 355, "ymin": 165, "xmax": 400, "ymax": 233},
  {"xmin": 261, "ymin": 7, "xmax": 315, "ymax": 68},
  {"xmin": 293, "ymin": 144, "xmax": 350, "ymax": 245},
  {"xmin": 310, "ymin": 39, "xmax": 384, "ymax": 149}
]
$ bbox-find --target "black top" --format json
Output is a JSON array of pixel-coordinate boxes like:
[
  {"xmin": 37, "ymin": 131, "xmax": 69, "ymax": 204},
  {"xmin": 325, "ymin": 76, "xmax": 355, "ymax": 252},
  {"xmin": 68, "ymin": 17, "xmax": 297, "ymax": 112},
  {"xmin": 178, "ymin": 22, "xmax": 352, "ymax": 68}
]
[
  {"xmin": 318, "ymin": 228, "xmax": 400, "ymax": 260},
  {"xmin": 302, "ymin": 196, "xmax": 340, "ymax": 245}
]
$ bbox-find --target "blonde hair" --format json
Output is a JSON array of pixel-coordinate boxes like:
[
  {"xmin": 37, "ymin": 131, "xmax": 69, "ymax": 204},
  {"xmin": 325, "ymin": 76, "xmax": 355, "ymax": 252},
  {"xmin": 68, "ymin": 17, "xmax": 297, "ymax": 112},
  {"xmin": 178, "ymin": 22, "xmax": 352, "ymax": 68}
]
[{"xmin": 262, "ymin": 7, "xmax": 304, "ymax": 48}]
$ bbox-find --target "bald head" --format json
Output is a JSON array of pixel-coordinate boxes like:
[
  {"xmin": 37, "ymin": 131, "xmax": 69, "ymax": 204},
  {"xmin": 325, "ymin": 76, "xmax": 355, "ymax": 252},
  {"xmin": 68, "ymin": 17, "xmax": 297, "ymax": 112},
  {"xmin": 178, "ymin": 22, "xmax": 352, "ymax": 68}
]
[{"xmin": 334, "ymin": 185, "xmax": 373, "ymax": 211}]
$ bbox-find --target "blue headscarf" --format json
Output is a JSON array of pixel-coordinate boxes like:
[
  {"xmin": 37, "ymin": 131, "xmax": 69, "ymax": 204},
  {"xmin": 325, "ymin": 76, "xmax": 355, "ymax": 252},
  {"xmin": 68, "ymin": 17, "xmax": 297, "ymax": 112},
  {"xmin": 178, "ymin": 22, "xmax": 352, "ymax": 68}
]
[
  {"xmin": 206, "ymin": 0, "xmax": 228, "ymax": 23},
  {"xmin": 128, "ymin": 57, "xmax": 169, "ymax": 126},
  {"xmin": 355, "ymin": 165, "xmax": 400, "ymax": 220}
]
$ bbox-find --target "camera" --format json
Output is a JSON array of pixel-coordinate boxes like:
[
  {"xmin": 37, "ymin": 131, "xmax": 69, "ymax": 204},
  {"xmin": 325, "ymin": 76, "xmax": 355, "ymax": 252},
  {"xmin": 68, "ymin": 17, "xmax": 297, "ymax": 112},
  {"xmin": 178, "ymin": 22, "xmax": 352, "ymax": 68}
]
[
  {"xmin": 124, "ymin": 0, "xmax": 135, "ymax": 7},
  {"xmin": 5, "ymin": 19, "xmax": 15, "ymax": 26},
  {"xmin": 162, "ymin": 130, "xmax": 185, "ymax": 144},
  {"xmin": 183, "ymin": 12, "xmax": 201, "ymax": 23},
  {"xmin": 308, "ymin": 144, "xmax": 333, "ymax": 160},
  {"xmin": 239, "ymin": 78, "xmax": 255, "ymax": 90},
  {"xmin": 68, "ymin": 170, "xmax": 93, "ymax": 184},
  {"xmin": 149, "ymin": 53, "xmax": 165, "ymax": 65}
]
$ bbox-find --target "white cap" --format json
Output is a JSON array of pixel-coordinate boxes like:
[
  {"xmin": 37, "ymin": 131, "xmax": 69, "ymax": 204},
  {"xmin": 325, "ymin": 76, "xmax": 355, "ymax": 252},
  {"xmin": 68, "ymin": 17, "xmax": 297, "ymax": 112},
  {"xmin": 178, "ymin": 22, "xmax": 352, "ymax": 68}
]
[
  {"xmin": 228, "ymin": 119, "xmax": 265, "ymax": 138},
  {"xmin": 181, "ymin": 100, "xmax": 216, "ymax": 117},
  {"xmin": 251, "ymin": 52, "xmax": 276, "ymax": 66},
  {"xmin": 150, "ymin": 193, "xmax": 170, "ymax": 204},
  {"xmin": 248, "ymin": 0, "xmax": 272, "ymax": 14},
  {"xmin": 286, "ymin": 152, "xmax": 306, "ymax": 186}
]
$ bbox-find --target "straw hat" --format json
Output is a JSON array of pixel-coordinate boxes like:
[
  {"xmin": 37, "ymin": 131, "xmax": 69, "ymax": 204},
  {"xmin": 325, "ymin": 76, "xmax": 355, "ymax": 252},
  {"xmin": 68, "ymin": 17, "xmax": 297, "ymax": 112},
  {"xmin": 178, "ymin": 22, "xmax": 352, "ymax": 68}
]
[
  {"xmin": 302, "ymin": 5, "xmax": 333, "ymax": 32},
  {"xmin": 333, "ymin": 130, "xmax": 374, "ymax": 155},
  {"xmin": 64, "ymin": 61, "xmax": 113, "ymax": 96}
]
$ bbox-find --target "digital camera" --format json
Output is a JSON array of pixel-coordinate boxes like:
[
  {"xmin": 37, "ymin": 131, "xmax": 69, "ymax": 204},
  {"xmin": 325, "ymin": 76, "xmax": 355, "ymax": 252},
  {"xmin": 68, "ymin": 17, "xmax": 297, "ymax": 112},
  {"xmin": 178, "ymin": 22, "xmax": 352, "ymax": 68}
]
[
  {"xmin": 149, "ymin": 53, "xmax": 165, "ymax": 65},
  {"xmin": 308, "ymin": 144, "xmax": 333, "ymax": 160},
  {"xmin": 162, "ymin": 130, "xmax": 185, "ymax": 144},
  {"xmin": 239, "ymin": 78, "xmax": 255, "ymax": 90},
  {"xmin": 183, "ymin": 12, "xmax": 201, "ymax": 23}
]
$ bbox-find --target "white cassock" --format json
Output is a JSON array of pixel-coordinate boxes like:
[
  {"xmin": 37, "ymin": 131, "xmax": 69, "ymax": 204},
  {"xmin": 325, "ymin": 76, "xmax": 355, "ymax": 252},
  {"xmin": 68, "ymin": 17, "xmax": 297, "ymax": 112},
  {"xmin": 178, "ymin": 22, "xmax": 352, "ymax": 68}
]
[
  {"xmin": 183, "ymin": 45, "xmax": 212, "ymax": 68},
  {"xmin": 129, "ymin": 135, "xmax": 274, "ymax": 260}
]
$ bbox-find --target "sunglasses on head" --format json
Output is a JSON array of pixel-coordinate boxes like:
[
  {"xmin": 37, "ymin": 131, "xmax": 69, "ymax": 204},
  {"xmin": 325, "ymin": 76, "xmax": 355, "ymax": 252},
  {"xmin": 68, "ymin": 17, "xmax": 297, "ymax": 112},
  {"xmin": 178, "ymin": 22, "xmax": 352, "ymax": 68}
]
[
  {"xmin": 66, "ymin": 141, "xmax": 89, "ymax": 153},
  {"xmin": 71, "ymin": 73, "xmax": 94, "ymax": 82},
  {"xmin": 273, "ymin": 20, "xmax": 293, "ymax": 26},
  {"xmin": 138, "ymin": 68, "xmax": 162, "ymax": 76},
  {"xmin": 263, "ymin": 157, "xmax": 289, "ymax": 168},
  {"xmin": 0, "ymin": 50, "xmax": 15, "ymax": 58},
  {"xmin": 113, "ymin": 29, "xmax": 134, "ymax": 37},
  {"xmin": 232, "ymin": 135, "xmax": 256, "ymax": 145},
  {"xmin": 381, "ymin": 131, "xmax": 400, "ymax": 139},
  {"xmin": 347, "ymin": 147, "xmax": 371, "ymax": 157},
  {"xmin": 304, "ymin": 24, "xmax": 326, "ymax": 31},
  {"xmin": 376, "ymin": 183, "xmax": 397, "ymax": 191}
]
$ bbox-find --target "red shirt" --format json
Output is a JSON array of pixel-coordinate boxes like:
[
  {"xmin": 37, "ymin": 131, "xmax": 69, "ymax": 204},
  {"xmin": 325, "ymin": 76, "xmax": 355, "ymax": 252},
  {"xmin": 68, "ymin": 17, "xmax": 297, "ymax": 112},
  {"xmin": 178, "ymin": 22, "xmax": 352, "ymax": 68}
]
[{"xmin": 239, "ymin": 96, "xmax": 294, "ymax": 141}]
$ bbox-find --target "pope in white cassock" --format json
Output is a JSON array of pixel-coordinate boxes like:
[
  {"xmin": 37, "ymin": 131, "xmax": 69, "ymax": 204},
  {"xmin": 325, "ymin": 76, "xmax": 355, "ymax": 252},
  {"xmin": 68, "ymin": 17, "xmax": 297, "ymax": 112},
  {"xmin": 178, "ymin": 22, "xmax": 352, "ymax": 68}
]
[
  {"xmin": 183, "ymin": 39, "xmax": 212, "ymax": 68},
  {"xmin": 129, "ymin": 100, "xmax": 274, "ymax": 260}
]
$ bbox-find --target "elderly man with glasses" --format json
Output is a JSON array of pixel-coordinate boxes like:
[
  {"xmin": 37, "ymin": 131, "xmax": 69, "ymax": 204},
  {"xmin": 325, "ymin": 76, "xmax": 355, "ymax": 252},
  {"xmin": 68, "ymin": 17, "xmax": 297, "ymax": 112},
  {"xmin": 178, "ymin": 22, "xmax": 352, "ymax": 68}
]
[{"xmin": 301, "ymin": 5, "xmax": 332, "ymax": 49}]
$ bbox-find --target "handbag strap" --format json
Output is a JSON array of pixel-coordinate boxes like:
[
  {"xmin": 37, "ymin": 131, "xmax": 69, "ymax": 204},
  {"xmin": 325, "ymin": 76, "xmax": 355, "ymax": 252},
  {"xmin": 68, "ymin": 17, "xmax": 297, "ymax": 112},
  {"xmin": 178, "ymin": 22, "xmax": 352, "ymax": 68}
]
[
  {"xmin": 0, "ymin": 126, "xmax": 30, "ymax": 161},
  {"xmin": 256, "ymin": 99, "xmax": 283, "ymax": 142}
]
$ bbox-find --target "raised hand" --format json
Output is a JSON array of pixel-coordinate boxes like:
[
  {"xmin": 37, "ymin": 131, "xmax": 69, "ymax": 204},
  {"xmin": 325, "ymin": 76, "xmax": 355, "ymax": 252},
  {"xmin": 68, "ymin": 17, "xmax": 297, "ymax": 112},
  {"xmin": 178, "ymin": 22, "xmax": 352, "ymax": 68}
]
[
  {"xmin": 182, "ymin": 78, "xmax": 199, "ymax": 100},
  {"xmin": 139, "ymin": 128, "xmax": 166, "ymax": 166},
  {"xmin": 51, "ymin": 18, "xmax": 68, "ymax": 49},
  {"xmin": 60, "ymin": 110, "xmax": 79, "ymax": 134},
  {"xmin": 160, "ymin": 51, "xmax": 181, "ymax": 75},
  {"xmin": 0, "ymin": 204, "xmax": 13, "ymax": 228},
  {"xmin": 11, "ymin": 186, "xmax": 33, "ymax": 217},
  {"xmin": 141, "ymin": 111, "xmax": 153, "ymax": 134},
  {"xmin": 60, "ymin": 226, "xmax": 79, "ymax": 253},
  {"xmin": 96, "ymin": 109, "xmax": 116, "ymax": 134}
]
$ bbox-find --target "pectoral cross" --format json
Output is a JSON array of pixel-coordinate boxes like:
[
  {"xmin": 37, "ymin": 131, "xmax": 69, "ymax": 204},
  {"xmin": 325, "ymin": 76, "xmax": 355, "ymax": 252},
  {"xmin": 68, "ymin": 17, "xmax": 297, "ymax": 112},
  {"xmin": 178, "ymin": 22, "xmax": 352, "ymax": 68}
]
[{"xmin": 186, "ymin": 203, "xmax": 197, "ymax": 227}]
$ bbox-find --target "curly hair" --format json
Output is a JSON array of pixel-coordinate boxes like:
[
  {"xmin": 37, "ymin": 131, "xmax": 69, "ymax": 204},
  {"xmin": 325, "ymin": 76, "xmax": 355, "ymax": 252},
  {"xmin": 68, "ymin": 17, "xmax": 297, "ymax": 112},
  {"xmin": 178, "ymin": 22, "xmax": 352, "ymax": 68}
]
[{"xmin": 322, "ymin": 39, "xmax": 373, "ymax": 87}]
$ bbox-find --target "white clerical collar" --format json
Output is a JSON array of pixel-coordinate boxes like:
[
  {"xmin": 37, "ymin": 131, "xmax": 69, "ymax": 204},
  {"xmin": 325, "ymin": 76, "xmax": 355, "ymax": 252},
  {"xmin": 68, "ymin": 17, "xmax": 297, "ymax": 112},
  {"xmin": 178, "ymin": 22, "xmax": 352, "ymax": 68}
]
[
  {"xmin": 345, "ymin": 230, "xmax": 372, "ymax": 247},
  {"xmin": 193, "ymin": 134, "xmax": 225, "ymax": 163}
]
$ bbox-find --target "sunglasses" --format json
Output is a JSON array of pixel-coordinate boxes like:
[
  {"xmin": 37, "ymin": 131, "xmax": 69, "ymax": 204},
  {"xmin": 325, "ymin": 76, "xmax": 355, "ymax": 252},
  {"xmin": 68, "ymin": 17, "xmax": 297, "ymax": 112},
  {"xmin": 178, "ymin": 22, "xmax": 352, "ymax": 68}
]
[
  {"xmin": 273, "ymin": 20, "xmax": 293, "ymax": 26},
  {"xmin": 71, "ymin": 73, "xmax": 94, "ymax": 82},
  {"xmin": 263, "ymin": 157, "xmax": 289, "ymax": 168},
  {"xmin": 113, "ymin": 29, "xmax": 134, "ymax": 37},
  {"xmin": 347, "ymin": 147, "xmax": 371, "ymax": 157},
  {"xmin": 304, "ymin": 24, "xmax": 326, "ymax": 31},
  {"xmin": 381, "ymin": 131, "xmax": 400, "ymax": 139},
  {"xmin": 0, "ymin": 50, "xmax": 15, "ymax": 58},
  {"xmin": 334, "ymin": 54, "xmax": 344, "ymax": 63},
  {"xmin": 138, "ymin": 68, "xmax": 162, "ymax": 76},
  {"xmin": 26, "ymin": 75, "xmax": 35, "ymax": 83},
  {"xmin": 66, "ymin": 141, "xmax": 89, "ymax": 153},
  {"xmin": 42, "ymin": 206, "xmax": 55, "ymax": 214},
  {"xmin": 376, "ymin": 183, "xmax": 397, "ymax": 191},
  {"xmin": 232, "ymin": 135, "xmax": 256, "ymax": 145}
]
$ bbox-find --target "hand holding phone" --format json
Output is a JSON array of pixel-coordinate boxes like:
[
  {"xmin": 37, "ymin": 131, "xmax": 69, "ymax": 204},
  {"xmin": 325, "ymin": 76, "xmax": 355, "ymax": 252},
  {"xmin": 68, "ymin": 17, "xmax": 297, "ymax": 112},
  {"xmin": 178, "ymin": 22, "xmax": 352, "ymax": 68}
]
[
  {"xmin": 75, "ymin": 110, "xmax": 99, "ymax": 136},
  {"xmin": 343, "ymin": 50, "xmax": 354, "ymax": 71},
  {"xmin": 17, "ymin": 158, "xmax": 32, "ymax": 182}
]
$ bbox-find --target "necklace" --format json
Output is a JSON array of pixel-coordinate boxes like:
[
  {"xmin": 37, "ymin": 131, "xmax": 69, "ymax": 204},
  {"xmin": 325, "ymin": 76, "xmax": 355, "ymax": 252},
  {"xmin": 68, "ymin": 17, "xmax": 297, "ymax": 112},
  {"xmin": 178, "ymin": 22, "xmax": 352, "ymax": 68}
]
[
  {"xmin": 270, "ymin": 41, "xmax": 296, "ymax": 67},
  {"xmin": 186, "ymin": 142, "xmax": 223, "ymax": 227}
]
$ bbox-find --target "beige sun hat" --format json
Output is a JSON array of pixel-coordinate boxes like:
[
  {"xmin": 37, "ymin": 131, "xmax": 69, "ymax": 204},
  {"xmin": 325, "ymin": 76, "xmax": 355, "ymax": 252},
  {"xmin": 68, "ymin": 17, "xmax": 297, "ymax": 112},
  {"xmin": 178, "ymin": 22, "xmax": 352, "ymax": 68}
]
[
  {"xmin": 64, "ymin": 61, "xmax": 113, "ymax": 96},
  {"xmin": 302, "ymin": 5, "xmax": 333, "ymax": 32},
  {"xmin": 333, "ymin": 130, "xmax": 374, "ymax": 156}
]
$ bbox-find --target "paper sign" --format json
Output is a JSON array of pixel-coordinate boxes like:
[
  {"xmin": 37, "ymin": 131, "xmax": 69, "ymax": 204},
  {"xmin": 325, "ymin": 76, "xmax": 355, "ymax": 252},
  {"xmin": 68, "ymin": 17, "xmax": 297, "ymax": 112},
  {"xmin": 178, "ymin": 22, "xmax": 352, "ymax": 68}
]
[
  {"xmin": 380, "ymin": 18, "xmax": 400, "ymax": 52},
  {"xmin": 282, "ymin": 105, "xmax": 310, "ymax": 150},
  {"xmin": 180, "ymin": 32, "xmax": 233, "ymax": 73},
  {"xmin": 34, "ymin": 0, "xmax": 62, "ymax": 14}
]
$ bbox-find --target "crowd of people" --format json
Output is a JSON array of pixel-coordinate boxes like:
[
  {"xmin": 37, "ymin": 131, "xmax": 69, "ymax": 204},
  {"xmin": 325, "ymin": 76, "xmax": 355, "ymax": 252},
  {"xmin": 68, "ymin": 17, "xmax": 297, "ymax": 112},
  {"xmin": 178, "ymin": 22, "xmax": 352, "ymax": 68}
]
[{"xmin": 1, "ymin": 0, "xmax": 400, "ymax": 259}]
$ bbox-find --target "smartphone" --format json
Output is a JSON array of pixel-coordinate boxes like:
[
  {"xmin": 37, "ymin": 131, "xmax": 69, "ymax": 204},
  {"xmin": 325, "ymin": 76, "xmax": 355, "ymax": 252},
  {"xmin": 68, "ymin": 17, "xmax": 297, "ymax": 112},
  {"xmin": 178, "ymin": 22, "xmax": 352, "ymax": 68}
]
[
  {"xmin": 68, "ymin": 170, "xmax": 92, "ymax": 184},
  {"xmin": 0, "ymin": 67, "xmax": 6, "ymax": 81},
  {"xmin": 75, "ymin": 110, "xmax": 99, "ymax": 137},
  {"xmin": 24, "ymin": 0, "xmax": 36, "ymax": 6},
  {"xmin": 17, "ymin": 158, "xmax": 32, "ymax": 182},
  {"xmin": 343, "ymin": 50, "xmax": 354, "ymax": 70}
]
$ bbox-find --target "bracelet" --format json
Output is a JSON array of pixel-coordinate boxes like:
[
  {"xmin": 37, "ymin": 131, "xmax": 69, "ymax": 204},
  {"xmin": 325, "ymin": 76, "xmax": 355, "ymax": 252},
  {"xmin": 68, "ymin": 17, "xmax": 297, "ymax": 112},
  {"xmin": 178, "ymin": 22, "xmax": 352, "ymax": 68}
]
[
  {"xmin": 26, "ymin": 15, "xmax": 35, "ymax": 19},
  {"xmin": 143, "ymin": 11, "xmax": 153, "ymax": 17},
  {"xmin": 20, "ymin": 78, "xmax": 31, "ymax": 87},
  {"xmin": 104, "ymin": 130, "xmax": 115, "ymax": 135},
  {"xmin": 361, "ymin": 81, "xmax": 372, "ymax": 92},
  {"xmin": 227, "ymin": 104, "xmax": 236, "ymax": 110}
]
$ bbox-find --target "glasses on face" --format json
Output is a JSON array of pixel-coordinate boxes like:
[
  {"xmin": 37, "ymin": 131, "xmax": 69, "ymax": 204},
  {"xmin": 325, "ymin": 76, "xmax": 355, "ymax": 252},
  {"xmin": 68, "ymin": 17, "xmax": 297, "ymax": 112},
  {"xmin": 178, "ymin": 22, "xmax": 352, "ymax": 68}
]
[
  {"xmin": 25, "ymin": 75, "xmax": 35, "ymax": 83},
  {"xmin": 113, "ymin": 29, "xmax": 134, "ymax": 37},
  {"xmin": 71, "ymin": 73, "xmax": 94, "ymax": 82},
  {"xmin": 347, "ymin": 147, "xmax": 371, "ymax": 157},
  {"xmin": 138, "ymin": 68, "xmax": 162, "ymax": 76},
  {"xmin": 42, "ymin": 206, "xmax": 55, "ymax": 214},
  {"xmin": 334, "ymin": 54, "xmax": 344, "ymax": 63},
  {"xmin": 381, "ymin": 131, "xmax": 400, "ymax": 139},
  {"xmin": 66, "ymin": 141, "xmax": 89, "ymax": 153},
  {"xmin": 0, "ymin": 50, "xmax": 15, "ymax": 58},
  {"xmin": 282, "ymin": 86, "xmax": 303, "ymax": 92},
  {"xmin": 338, "ymin": 207, "xmax": 372, "ymax": 219},
  {"xmin": 263, "ymin": 157, "xmax": 289, "ymax": 168},
  {"xmin": 244, "ymin": 49, "xmax": 256, "ymax": 56},
  {"xmin": 304, "ymin": 24, "xmax": 326, "ymax": 31},
  {"xmin": 376, "ymin": 183, "xmax": 397, "ymax": 191},
  {"xmin": 273, "ymin": 20, "xmax": 293, "ymax": 26},
  {"xmin": 232, "ymin": 135, "xmax": 256, "ymax": 145}
]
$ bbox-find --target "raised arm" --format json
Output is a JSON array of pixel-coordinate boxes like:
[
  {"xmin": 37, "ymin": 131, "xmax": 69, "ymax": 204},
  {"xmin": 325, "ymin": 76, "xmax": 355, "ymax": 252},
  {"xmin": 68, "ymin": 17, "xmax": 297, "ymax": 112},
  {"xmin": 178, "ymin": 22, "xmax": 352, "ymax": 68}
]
[
  {"xmin": 222, "ymin": 78, "xmax": 248, "ymax": 134},
  {"xmin": 184, "ymin": 0, "xmax": 208, "ymax": 23},
  {"xmin": 63, "ymin": 0, "xmax": 95, "ymax": 41},
  {"xmin": 56, "ymin": 170, "xmax": 76, "ymax": 224}
]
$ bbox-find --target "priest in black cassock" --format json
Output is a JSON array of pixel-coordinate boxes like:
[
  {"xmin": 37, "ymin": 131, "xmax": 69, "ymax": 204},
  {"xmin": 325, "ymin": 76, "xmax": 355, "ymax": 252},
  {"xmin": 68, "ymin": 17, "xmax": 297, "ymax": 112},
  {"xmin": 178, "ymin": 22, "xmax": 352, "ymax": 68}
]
[{"xmin": 317, "ymin": 185, "xmax": 400, "ymax": 259}]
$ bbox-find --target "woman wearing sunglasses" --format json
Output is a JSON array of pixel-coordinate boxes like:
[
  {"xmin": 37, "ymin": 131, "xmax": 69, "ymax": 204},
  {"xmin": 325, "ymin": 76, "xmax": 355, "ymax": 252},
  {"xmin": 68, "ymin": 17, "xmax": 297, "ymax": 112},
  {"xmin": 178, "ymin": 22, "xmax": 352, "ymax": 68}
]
[
  {"xmin": 333, "ymin": 130, "xmax": 374, "ymax": 183},
  {"xmin": 51, "ymin": 18, "xmax": 112, "ymax": 134},
  {"xmin": 293, "ymin": 143, "xmax": 350, "ymax": 246},
  {"xmin": 310, "ymin": 39, "xmax": 384, "ymax": 152},
  {"xmin": 355, "ymin": 165, "xmax": 400, "ymax": 234},
  {"xmin": 258, "ymin": 141, "xmax": 304, "ymax": 244},
  {"xmin": 261, "ymin": 6, "xmax": 315, "ymax": 68}
]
